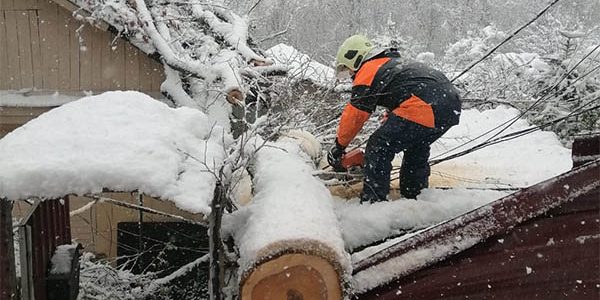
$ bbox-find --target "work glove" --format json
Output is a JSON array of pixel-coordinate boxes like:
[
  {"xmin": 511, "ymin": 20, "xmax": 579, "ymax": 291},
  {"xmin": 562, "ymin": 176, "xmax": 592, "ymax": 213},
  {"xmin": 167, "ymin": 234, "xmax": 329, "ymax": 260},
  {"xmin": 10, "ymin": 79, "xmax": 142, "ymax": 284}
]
[{"xmin": 327, "ymin": 140, "xmax": 346, "ymax": 172}]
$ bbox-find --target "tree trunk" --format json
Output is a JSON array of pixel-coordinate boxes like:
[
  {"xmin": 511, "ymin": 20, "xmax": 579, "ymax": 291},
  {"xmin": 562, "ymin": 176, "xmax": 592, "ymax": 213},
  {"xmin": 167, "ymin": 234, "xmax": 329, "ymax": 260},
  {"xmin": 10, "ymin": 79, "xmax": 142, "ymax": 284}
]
[{"xmin": 236, "ymin": 135, "xmax": 350, "ymax": 300}]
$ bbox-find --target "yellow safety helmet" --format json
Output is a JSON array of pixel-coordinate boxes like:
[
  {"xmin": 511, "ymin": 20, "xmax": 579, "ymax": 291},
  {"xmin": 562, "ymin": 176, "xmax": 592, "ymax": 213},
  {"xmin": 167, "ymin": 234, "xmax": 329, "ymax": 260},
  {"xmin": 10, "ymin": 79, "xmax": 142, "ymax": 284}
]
[{"xmin": 335, "ymin": 35, "xmax": 375, "ymax": 75}]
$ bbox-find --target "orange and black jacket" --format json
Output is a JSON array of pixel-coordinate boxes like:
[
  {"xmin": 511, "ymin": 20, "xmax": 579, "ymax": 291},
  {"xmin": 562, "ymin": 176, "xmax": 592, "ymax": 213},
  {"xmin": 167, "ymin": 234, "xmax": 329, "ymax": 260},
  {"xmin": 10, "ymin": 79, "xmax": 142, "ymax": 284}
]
[{"xmin": 336, "ymin": 50, "xmax": 461, "ymax": 148}]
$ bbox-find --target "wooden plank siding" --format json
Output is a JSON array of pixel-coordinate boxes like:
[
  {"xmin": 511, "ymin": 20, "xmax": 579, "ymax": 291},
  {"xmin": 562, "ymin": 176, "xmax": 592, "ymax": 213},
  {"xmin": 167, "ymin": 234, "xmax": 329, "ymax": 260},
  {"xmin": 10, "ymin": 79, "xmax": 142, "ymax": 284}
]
[
  {"xmin": 38, "ymin": 0, "xmax": 59, "ymax": 89},
  {"xmin": 4, "ymin": 9, "xmax": 21, "ymax": 89},
  {"xmin": 125, "ymin": 43, "xmax": 140, "ymax": 90},
  {"xmin": 0, "ymin": 10, "xmax": 9, "ymax": 90},
  {"xmin": 28, "ymin": 9, "xmax": 43, "ymax": 87},
  {"xmin": 68, "ymin": 12, "xmax": 80, "ymax": 90},
  {"xmin": 89, "ymin": 26, "xmax": 102, "ymax": 90},
  {"xmin": 0, "ymin": 200, "xmax": 17, "ymax": 299},
  {"xmin": 56, "ymin": 7, "xmax": 70, "ymax": 89},
  {"xmin": 0, "ymin": 0, "xmax": 165, "ymax": 93},
  {"xmin": 67, "ymin": 193, "xmax": 205, "ymax": 261},
  {"xmin": 0, "ymin": 106, "xmax": 52, "ymax": 137},
  {"xmin": 16, "ymin": 10, "xmax": 34, "ymax": 88}
]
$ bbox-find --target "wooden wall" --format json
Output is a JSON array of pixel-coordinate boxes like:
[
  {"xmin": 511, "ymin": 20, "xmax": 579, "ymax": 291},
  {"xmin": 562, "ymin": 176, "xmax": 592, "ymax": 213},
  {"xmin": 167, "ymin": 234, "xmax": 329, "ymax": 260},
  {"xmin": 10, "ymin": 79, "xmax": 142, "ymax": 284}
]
[
  {"xmin": 0, "ymin": 105, "xmax": 51, "ymax": 137},
  {"xmin": 69, "ymin": 193, "xmax": 205, "ymax": 260},
  {"xmin": 0, "ymin": 0, "xmax": 165, "ymax": 92},
  {"xmin": 13, "ymin": 193, "xmax": 205, "ymax": 262}
]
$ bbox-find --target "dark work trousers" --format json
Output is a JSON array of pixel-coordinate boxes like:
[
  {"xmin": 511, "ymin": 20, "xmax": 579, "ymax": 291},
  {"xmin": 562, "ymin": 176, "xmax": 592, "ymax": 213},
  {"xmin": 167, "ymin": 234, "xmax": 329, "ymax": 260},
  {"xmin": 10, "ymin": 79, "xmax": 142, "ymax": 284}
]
[{"xmin": 361, "ymin": 114, "xmax": 449, "ymax": 202}]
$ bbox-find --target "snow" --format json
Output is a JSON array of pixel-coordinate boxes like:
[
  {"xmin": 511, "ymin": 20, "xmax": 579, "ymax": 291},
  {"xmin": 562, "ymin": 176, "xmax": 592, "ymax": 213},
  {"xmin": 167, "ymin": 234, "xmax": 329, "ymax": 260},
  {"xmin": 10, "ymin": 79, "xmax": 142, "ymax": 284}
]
[
  {"xmin": 50, "ymin": 244, "xmax": 79, "ymax": 275},
  {"xmin": 0, "ymin": 91, "xmax": 82, "ymax": 107},
  {"xmin": 147, "ymin": 254, "xmax": 210, "ymax": 292},
  {"xmin": 191, "ymin": 6, "xmax": 266, "ymax": 63},
  {"xmin": 73, "ymin": 0, "xmax": 154, "ymax": 54},
  {"xmin": 0, "ymin": 91, "xmax": 229, "ymax": 214},
  {"xmin": 492, "ymin": 52, "xmax": 551, "ymax": 77},
  {"xmin": 279, "ymin": 129, "xmax": 322, "ymax": 160},
  {"xmin": 430, "ymin": 106, "xmax": 572, "ymax": 187},
  {"xmin": 230, "ymin": 137, "xmax": 350, "ymax": 278},
  {"xmin": 338, "ymin": 188, "xmax": 509, "ymax": 252},
  {"xmin": 352, "ymin": 235, "xmax": 481, "ymax": 293},
  {"xmin": 325, "ymin": 105, "xmax": 574, "ymax": 292},
  {"xmin": 1, "ymin": 88, "xmax": 576, "ymax": 295},
  {"xmin": 330, "ymin": 105, "xmax": 571, "ymax": 255},
  {"xmin": 74, "ymin": 0, "xmax": 269, "ymax": 111},
  {"xmin": 266, "ymin": 43, "xmax": 336, "ymax": 87},
  {"xmin": 415, "ymin": 52, "xmax": 435, "ymax": 64},
  {"xmin": 526, "ymin": 266, "xmax": 533, "ymax": 275},
  {"xmin": 575, "ymin": 234, "xmax": 599, "ymax": 244},
  {"xmin": 134, "ymin": 0, "xmax": 208, "ymax": 79}
]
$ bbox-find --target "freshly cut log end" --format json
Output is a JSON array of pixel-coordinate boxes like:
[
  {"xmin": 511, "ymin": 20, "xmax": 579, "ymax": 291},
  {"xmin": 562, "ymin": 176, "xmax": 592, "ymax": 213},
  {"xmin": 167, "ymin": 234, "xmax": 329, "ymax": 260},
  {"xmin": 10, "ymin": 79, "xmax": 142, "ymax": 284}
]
[{"xmin": 241, "ymin": 253, "xmax": 342, "ymax": 300}]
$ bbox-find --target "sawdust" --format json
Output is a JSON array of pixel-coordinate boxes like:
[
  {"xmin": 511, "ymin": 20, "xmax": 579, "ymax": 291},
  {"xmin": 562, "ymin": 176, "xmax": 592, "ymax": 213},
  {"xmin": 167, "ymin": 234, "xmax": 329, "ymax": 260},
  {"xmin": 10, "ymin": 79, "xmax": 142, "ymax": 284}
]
[{"xmin": 329, "ymin": 162, "xmax": 484, "ymax": 200}]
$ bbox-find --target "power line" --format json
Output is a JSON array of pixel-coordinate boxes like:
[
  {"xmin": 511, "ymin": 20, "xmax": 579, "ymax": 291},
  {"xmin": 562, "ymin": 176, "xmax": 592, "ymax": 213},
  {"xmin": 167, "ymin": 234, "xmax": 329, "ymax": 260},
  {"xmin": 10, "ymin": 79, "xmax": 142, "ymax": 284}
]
[
  {"xmin": 431, "ymin": 52, "xmax": 600, "ymax": 162},
  {"xmin": 429, "ymin": 99, "xmax": 600, "ymax": 166}
]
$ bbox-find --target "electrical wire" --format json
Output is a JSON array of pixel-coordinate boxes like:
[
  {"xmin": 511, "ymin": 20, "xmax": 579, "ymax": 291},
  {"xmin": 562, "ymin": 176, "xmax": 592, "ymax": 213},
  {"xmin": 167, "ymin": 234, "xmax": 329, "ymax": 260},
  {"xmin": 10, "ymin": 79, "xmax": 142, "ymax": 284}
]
[
  {"xmin": 429, "ymin": 98, "xmax": 600, "ymax": 166},
  {"xmin": 451, "ymin": 0, "xmax": 563, "ymax": 83},
  {"xmin": 431, "ymin": 54, "xmax": 600, "ymax": 162}
]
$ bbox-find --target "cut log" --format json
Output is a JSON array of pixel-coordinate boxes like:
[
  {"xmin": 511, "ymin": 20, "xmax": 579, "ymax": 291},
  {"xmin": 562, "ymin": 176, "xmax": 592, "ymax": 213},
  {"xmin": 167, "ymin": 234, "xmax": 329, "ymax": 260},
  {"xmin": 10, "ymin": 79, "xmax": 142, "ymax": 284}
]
[
  {"xmin": 232, "ymin": 137, "xmax": 350, "ymax": 299},
  {"xmin": 226, "ymin": 89, "xmax": 244, "ymax": 105},
  {"xmin": 240, "ymin": 241, "xmax": 343, "ymax": 300}
]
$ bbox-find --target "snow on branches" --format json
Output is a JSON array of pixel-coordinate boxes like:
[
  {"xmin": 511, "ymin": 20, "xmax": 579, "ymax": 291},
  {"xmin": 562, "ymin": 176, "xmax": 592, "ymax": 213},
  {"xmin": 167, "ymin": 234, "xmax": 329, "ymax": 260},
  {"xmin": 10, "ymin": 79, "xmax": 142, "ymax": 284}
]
[{"xmin": 73, "ymin": 0, "xmax": 273, "ymax": 116}]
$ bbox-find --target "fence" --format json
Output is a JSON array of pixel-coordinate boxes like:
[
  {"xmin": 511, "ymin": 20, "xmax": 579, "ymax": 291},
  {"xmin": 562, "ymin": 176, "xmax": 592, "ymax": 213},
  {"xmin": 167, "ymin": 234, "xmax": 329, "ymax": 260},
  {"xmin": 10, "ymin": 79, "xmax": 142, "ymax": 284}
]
[
  {"xmin": 0, "ymin": 200, "xmax": 17, "ymax": 300},
  {"xmin": 18, "ymin": 198, "xmax": 72, "ymax": 300}
]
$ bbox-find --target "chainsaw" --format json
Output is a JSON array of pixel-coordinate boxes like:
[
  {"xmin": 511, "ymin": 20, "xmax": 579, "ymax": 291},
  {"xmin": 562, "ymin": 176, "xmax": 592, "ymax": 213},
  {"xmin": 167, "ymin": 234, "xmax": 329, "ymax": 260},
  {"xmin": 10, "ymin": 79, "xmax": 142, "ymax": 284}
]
[
  {"xmin": 316, "ymin": 148, "xmax": 365, "ymax": 186},
  {"xmin": 340, "ymin": 148, "xmax": 365, "ymax": 170}
]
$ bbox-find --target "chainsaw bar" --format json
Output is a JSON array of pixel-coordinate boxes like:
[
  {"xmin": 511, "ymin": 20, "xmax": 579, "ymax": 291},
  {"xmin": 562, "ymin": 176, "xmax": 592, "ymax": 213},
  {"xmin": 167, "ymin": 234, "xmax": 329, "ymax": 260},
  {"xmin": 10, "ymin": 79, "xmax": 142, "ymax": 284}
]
[{"xmin": 314, "ymin": 166, "xmax": 364, "ymax": 186}]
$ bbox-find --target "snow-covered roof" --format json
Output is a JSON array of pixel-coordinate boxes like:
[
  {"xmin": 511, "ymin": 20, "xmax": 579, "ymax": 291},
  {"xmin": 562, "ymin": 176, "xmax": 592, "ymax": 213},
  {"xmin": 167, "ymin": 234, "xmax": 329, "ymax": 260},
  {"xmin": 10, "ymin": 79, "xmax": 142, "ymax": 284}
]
[
  {"xmin": 266, "ymin": 43, "xmax": 336, "ymax": 87},
  {"xmin": 351, "ymin": 159, "xmax": 599, "ymax": 294},
  {"xmin": 0, "ymin": 91, "xmax": 228, "ymax": 214}
]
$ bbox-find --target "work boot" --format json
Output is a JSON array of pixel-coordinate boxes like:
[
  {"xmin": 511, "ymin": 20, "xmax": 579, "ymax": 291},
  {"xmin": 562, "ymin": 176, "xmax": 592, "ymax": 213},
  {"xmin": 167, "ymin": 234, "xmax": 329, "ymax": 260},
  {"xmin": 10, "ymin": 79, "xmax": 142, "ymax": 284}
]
[{"xmin": 360, "ymin": 193, "xmax": 387, "ymax": 204}]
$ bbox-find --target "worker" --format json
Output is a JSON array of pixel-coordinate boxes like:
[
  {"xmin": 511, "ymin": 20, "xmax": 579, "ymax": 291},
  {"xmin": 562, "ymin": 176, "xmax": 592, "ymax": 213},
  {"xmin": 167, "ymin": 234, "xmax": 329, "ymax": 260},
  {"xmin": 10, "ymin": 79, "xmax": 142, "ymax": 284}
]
[{"xmin": 327, "ymin": 35, "xmax": 461, "ymax": 203}]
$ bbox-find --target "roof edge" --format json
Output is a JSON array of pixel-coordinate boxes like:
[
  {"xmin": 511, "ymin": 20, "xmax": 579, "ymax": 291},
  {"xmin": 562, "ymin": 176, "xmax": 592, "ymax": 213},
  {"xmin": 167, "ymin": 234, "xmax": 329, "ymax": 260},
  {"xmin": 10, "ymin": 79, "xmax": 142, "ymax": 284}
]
[
  {"xmin": 50, "ymin": 0, "xmax": 110, "ymax": 31},
  {"xmin": 352, "ymin": 159, "xmax": 599, "ymax": 293}
]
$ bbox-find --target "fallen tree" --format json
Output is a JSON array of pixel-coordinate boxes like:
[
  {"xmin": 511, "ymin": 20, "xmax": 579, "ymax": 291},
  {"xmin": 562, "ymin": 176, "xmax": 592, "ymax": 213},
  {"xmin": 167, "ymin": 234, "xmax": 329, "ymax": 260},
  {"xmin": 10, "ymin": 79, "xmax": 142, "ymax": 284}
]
[{"xmin": 226, "ymin": 133, "xmax": 351, "ymax": 299}]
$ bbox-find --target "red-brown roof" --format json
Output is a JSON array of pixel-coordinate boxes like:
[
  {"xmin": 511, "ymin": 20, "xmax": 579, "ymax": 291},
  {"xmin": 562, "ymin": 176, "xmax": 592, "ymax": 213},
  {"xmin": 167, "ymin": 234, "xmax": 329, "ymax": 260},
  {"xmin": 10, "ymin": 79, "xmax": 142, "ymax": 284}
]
[{"xmin": 353, "ymin": 135, "xmax": 600, "ymax": 298}]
